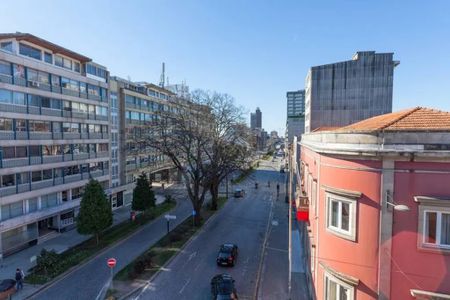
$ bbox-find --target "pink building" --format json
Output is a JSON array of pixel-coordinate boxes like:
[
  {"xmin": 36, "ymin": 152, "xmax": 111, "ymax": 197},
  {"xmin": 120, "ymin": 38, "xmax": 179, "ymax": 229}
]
[{"xmin": 297, "ymin": 107, "xmax": 450, "ymax": 300}]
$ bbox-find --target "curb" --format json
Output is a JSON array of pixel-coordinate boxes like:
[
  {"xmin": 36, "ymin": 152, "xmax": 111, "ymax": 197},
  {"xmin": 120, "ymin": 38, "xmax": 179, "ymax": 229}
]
[
  {"xmin": 118, "ymin": 197, "xmax": 230, "ymax": 300},
  {"xmin": 24, "ymin": 201, "xmax": 181, "ymax": 300}
]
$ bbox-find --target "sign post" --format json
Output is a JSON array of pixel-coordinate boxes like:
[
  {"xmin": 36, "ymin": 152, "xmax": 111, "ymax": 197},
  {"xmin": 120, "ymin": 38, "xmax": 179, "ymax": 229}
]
[
  {"xmin": 107, "ymin": 258, "xmax": 117, "ymax": 290},
  {"xmin": 164, "ymin": 214, "xmax": 177, "ymax": 234}
]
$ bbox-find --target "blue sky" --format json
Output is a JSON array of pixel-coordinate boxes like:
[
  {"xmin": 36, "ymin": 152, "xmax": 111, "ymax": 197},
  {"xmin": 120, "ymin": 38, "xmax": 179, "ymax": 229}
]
[{"xmin": 1, "ymin": 0, "xmax": 449, "ymax": 135}]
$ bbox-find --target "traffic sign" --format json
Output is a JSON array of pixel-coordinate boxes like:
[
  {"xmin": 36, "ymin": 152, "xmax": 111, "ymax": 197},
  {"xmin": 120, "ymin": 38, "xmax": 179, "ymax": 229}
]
[
  {"xmin": 107, "ymin": 258, "xmax": 116, "ymax": 268},
  {"xmin": 165, "ymin": 214, "xmax": 177, "ymax": 220}
]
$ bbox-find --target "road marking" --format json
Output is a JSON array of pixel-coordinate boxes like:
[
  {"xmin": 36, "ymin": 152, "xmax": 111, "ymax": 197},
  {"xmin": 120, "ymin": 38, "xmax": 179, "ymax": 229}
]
[
  {"xmin": 271, "ymin": 220, "xmax": 279, "ymax": 226},
  {"xmin": 178, "ymin": 278, "xmax": 191, "ymax": 294},
  {"xmin": 266, "ymin": 246, "xmax": 288, "ymax": 253},
  {"xmin": 188, "ymin": 251, "xmax": 197, "ymax": 261}
]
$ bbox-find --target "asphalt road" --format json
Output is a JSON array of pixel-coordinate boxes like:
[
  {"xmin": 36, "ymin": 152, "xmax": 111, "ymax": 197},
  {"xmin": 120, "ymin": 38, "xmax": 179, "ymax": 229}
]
[
  {"xmin": 133, "ymin": 159, "xmax": 288, "ymax": 300},
  {"xmin": 29, "ymin": 187, "xmax": 193, "ymax": 300}
]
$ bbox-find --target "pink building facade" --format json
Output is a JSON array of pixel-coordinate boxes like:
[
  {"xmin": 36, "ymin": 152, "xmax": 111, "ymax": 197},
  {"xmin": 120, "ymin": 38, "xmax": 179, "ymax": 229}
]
[{"xmin": 296, "ymin": 108, "xmax": 450, "ymax": 300}]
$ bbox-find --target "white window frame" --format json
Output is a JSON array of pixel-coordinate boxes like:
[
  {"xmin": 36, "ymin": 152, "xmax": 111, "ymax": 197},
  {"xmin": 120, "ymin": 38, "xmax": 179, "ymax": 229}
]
[
  {"xmin": 324, "ymin": 271, "xmax": 354, "ymax": 300},
  {"xmin": 422, "ymin": 208, "xmax": 450, "ymax": 250},
  {"xmin": 326, "ymin": 193, "xmax": 357, "ymax": 241}
]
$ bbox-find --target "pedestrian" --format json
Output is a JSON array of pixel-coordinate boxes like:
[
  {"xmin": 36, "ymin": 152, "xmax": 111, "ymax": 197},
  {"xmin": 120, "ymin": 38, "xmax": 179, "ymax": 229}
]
[{"xmin": 15, "ymin": 268, "xmax": 24, "ymax": 290}]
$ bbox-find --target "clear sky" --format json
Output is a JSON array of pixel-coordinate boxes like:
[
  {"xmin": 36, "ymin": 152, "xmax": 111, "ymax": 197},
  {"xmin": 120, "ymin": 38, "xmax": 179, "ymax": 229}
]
[{"xmin": 1, "ymin": 0, "xmax": 449, "ymax": 135}]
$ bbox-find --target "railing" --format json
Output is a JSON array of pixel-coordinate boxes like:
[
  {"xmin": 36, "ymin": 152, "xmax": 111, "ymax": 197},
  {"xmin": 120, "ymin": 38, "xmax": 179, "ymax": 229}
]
[
  {"xmin": 96, "ymin": 151, "xmax": 109, "ymax": 158},
  {"xmin": 102, "ymin": 133, "xmax": 109, "ymax": 139},
  {"xmin": 29, "ymin": 132, "xmax": 52, "ymax": 140},
  {"xmin": 73, "ymin": 153, "xmax": 89, "ymax": 160},
  {"xmin": 60, "ymin": 217, "xmax": 74, "ymax": 227},
  {"xmin": 88, "ymin": 94, "xmax": 101, "ymax": 101},
  {"xmin": 52, "ymin": 132, "xmax": 63, "ymax": 139},
  {"xmin": 13, "ymin": 77, "xmax": 26, "ymax": 86},
  {"xmin": 43, "ymin": 155, "xmax": 63, "ymax": 164},
  {"xmin": 64, "ymin": 174, "xmax": 81, "ymax": 183},
  {"xmin": 0, "ymin": 185, "xmax": 16, "ymax": 197},
  {"xmin": 16, "ymin": 132, "xmax": 28, "ymax": 140},
  {"xmin": 42, "ymin": 107, "xmax": 62, "ymax": 117},
  {"xmin": 17, "ymin": 183, "xmax": 30, "ymax": 193},
  {"xmin": 80, "ymin": 132, "xmax": 89, "ymax": 139},
  {"xmin": 0, "ymin": 103, "xmax": 27, "ymax": 114},
  {"xmin": 126, "ymin": 164, "xmax": 137, "ymax": 171},
  {"xmin": 63, "ymin": 132, "xmax": 80, "ymax": 139},
  {"xmin": 90, "ymin": 170, "xmax": 103, "ymax": 178},
  {"xmin": 29, "ymin": 156, "xmax": 42, "ymax": 165},
  {"xmin": 0, "ymin": 131, "xmax": 14, "ymax": 140},
  {"xmin": 31, "ymin": 179, "xmax": 53, "ymax": 191},
  {"xmin": 2, "ymin": 158, "xmax": 28, "ymax": 168},
  {"xmin": 89, "ymin": 132, "xmax": 102, "ymax": 139},
  {"xmin": 0, "ymin": 73, "xmax": 13, "ymax": 84},
  {"xmin": 62, "ymin": 88, "xmax": 80, "ymax": 97}
]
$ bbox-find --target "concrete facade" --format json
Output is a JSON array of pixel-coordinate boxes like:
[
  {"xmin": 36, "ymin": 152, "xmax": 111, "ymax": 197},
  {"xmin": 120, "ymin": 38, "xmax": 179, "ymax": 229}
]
[
  {"xmin": 0, "ymin": 34, "xmax": 110, "ymax": 256},
  {"xmin": 305, "ymin": 51, "xmax": 398, "ymax": 133},
  {"xmin": 296, "ymin": 127, "xmax": 450, "ymax": 299}
]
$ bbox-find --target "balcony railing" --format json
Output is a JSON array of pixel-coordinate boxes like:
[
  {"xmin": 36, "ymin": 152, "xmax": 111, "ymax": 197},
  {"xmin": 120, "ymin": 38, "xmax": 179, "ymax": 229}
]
[
  {"xmin": 30, "ymin": 132, "xmax": 52, "ymax": 140},
  {"xmin": 0, "ymin": 185, "xmax": 16, "ymax": 197},
  {"xmin": 2, "ymin": 158, "xmax": 28, "ymax": 168},
  {"xmin": 0, "ymin": 73, "xmax": 13, "ymax": 84},
  {"xmin": 31, "ymin": 179, "xmax": 53, "ymax": 191},
  {"xmin": 43, "ymin": 155, "xmax": 63, "ymax": 164}
]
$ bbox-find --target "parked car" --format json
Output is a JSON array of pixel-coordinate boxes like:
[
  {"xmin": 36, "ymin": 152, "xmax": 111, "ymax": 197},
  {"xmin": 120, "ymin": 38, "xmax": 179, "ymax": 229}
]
[
  {"xmin": 0, "ymin": 279, "xmax": 16, "ymax": 300},
  {"xmin": 216, "ymin": 243, "xmax": 238, "ymax": 266},
  {"xmin": 233, "ymin": 188, "xmax": 245, "ymax": 198},
  {"xmin": 211, "ymin": 274, "xmax": 238, "ymax": 300}
]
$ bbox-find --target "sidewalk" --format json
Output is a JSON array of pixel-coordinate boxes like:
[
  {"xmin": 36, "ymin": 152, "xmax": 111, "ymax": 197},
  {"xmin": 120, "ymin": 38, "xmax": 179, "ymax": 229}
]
[
  {"xmin": 291, "ymin": 219, "xmax": 312, "ymax": 300},
  {"xmin": 0, "ymin": 184, "xmax": 175, "ymax": 282}
]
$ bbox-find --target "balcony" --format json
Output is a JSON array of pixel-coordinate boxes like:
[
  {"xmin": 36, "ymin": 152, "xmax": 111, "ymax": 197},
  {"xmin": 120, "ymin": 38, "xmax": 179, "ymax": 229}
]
[
  {"xmin": 16, "ymin": 132, "xmax": 28, "ymax": 140},
  {"xmin": 88, "ymin": 94, "xmax": 101, "ymax": 101},
  {"xmin": 13, "ymin": 77, "xmax": 26, "ymax": 86},
  {"xmin": 54, "ymin": 177, "xmax": 63, "ymax": 185},
  {"xmin": 30, "ymin": 132, "xmax": 52, "ymax": 140},
  {"xmin": 64, "ymin": 174, "xmax": 81, "ymax": 183},
  {"xmin": 0, "ymin": 131, "xmax": 14, "ymax": 140},
  {"xmin": 96, "ymin": 115, "xmax": 108, "ymax": 121},
  {"xmin": 31, "ymin": 179, "xmax": 53, "ymax": 191},
  {"xmin": 63, "ymin": 154, "xmax": 72, "ymax": 161},
  {"xmin": 29, "ymin": 156, "xmax": 42, "ymax": 165},
  {"xmin": 0, "ymin": 185, "xmax": 16, "ymax": 197},
  {"xmin": 126, "ymin": 164, "xmax": 137, "ymax": 171},
  {"xmin": 80, "ymin": 93, "xmax": 87, "ymax": 99},
  {"xmin": 62, "ymin": 88, "xmax": 80, "ymax": 97},
  {"xmin": 90, "ymin": 170, "xmax": 103, "ymax": 178},
  {"xmin": 63, "ymin": 110, "xmax": 71, "ymax": 118},
  {"xmin": 102, "ymin": 133, "xmax": 109, "ymax": 139},
  {"xmin": 73, "ymin": 153, "xmax": 89, "ymax": 161},
  {"xmin": 51, "ymin": 86, "xmax": 62, "ymax": 93},
  {"xmin": 63, "ymin": 132, "xmax": 80, "ymax": 139},
  {"xmin": 80, "ymin": 132, "xmax": 89, "ymax": 139},
  {"xmin": 28, "ymin": 106, "xmax": 40, "ymax": 115},
  {"xmin": 0, "ymin": 73, "xmax": 12, "ymax": 84},
  {"xmin": 17, "ymin": 183, "xmax": 30, "ymax": 193},
  {"xmin": 43, "ymin": 155, "xmax": 63, "ymax": 164},
  {"xmin": 72, "ymin": 112, "xmax": 87, "ymax": 119},
  {"xmin": 89, "ymin": 132, "xmax": 102, "ymax": 139},
  {"xmin": 88, "ymin": 113, "xmax": 96, "ymax": 120},
  {"xmin": 0, "ymin": 103, "xmax": 27, "ymax": 114},
  {"xmin": 41, "ymin": 107, "xmax": 62, "ymax": 117},
  {"xmin": 96, "ymin": 151, "xmax": 109, "ymax": 158},
  {"xmin": 52, "ymin": 132, "xmax": 63, "ymax": 139},
  {"xmin": 38, "ymin": 82, "xmax": 51, "ymax": 92},
  {"xmin": 2, "ymin": 158, "xmax": 28, "ymax": 168}
]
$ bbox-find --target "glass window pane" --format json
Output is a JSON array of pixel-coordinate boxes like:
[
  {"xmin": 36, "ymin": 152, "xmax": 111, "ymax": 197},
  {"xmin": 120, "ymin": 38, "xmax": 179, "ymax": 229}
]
[
  {"xmin": 426, "ymin": 212, "xmax": 437, "ymax": 244},
  {"xmin": 0, "ymin": 60, "xmax": 11, "ymax": 75},
  {"xmin": 0, "ymin": 89, "xmax": 12, "ymax": 104},
  {"xmin": 341, "ymin": 202, "xmax": 350, "ymax": 231},
  {"xmin": 32, "ymin": 171, "xmax": 42, "ymax": 182},
  {"xmin": 16, "ymin": 146, "xmax": 27, "ymax": 157},
  {"xmin": 331, "ymin": 201, "xmax": 339, "ymax": 227},
  {"xmin": 339, "ymin": 285, "xmax": 349, "ymax": 300},
  {"xmin": 440, "ymin": 213, "xmax": 450, "ymax": 246},
  {"xmin": 44, "ymin": 52, "xmax": 52, "ymax": 64},
  {"xmin": 28, "ymin": 198, "xmax": 38, "ymax": 212},
  {"xmin": 55, "ymin": 55, "xmax": 63, "ymax": 67},
  {"xmin": 63, "ymin": 58, "xmax": 72, "ymax": 69},
  {"xmin": 13, "ymin": 92, "xmax": 25, "ymax": 105},
  {"xmin": 19, "ymin": 43, "xmax": 41, "ymax": 60},
  {"xmin": 0, "ymin": 42, "xmax": 13, "ymax": 52}
]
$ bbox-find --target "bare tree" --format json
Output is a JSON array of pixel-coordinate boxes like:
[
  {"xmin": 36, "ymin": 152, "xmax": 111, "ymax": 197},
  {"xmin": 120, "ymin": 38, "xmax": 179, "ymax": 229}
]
[{"xmin": 142, "ymin": 89, "xmax": 251, "ymax": 223}]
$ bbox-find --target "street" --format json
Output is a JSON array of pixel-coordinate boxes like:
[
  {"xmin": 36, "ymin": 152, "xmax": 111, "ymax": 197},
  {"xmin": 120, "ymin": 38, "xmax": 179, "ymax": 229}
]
[
  {"xmin": 28, "ymin": 187, "xmax": 192, "ymax": 300},
  {"xmin": 133, "ymin": 159, "xmax": 289, "ymax": 300}
]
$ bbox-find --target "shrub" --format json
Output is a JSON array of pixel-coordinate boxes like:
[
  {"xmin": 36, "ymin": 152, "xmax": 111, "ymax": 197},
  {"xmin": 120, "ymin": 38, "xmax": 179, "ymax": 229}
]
[{"xmin": 133, "ymin": 260, "xmax": 146, "ymax": 275}]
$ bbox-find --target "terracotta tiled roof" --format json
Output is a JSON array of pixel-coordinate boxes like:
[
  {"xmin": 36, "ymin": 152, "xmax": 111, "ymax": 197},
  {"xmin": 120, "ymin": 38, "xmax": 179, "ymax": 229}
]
[
  {"xmin": 312, "ymin": 126, "xmax": 341, "ymax": 132},
  {"xmin": 336, "ymin": 107, "xmax": 450, "ymax": 133}
]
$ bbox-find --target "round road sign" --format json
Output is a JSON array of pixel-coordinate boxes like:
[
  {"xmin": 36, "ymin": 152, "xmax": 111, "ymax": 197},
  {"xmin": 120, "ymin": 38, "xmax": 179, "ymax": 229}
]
[{"xmin": 107, "ymin": 258, "xmax": 117, "ymax": 268}]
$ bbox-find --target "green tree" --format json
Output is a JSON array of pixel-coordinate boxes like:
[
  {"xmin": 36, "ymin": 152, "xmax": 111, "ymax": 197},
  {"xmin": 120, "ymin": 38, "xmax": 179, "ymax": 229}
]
[
  {"xmin": 76, "ymin": 179, "xmax": 112, "ymax": 245},
  {"xmin": 132, "ymin": 173, "xmax": 155, "ymax": 212}
]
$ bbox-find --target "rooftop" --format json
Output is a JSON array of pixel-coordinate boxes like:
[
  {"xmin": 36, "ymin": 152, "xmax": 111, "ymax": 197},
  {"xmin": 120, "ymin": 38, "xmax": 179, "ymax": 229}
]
[
  {"xmin": 0, "ymin": 32, "xmax": 91, "ymax": 63},
  {"xmin": 335, "ymin": 107, "xmax": 450, "ymax": 133}
]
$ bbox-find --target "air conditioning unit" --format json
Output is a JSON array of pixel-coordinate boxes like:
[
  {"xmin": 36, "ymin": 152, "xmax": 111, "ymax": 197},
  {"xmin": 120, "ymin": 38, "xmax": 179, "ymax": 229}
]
[{"xmin": 29, "ymin": 81, "xmax": 40, "ymax": 87}]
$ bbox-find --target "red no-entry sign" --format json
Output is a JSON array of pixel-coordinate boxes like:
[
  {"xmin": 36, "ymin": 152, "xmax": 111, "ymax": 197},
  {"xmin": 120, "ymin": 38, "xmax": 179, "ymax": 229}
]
[{"xmin": 107, "ymin": 258, "xmax": 116, "ymax": 268}]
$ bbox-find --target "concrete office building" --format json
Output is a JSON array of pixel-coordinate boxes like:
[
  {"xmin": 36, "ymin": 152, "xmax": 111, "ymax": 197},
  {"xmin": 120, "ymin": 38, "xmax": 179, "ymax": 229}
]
[
  {"xmin": 286, "ymin": 90, "xmax": 305, "ymax": 144},
  {"xmin": 255, "ymin": 107, "xmax": 262, "ymax": 129},
  {"xmin": 108, "ymin": 77, "xmax": 177, "ymax": 208},
  {"xmin": 305, "ymin": 51, "xmax": 399, "ymax": 133},
  {"xmin": 0, "ymin": 33, "xmax": 110, "ymax": 256}
]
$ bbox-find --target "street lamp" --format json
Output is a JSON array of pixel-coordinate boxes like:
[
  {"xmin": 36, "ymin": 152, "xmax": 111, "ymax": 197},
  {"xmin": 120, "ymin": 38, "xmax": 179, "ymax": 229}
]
[{"xmin": 386, "ymin": 190, "xmax": 410, "ymax": 212}]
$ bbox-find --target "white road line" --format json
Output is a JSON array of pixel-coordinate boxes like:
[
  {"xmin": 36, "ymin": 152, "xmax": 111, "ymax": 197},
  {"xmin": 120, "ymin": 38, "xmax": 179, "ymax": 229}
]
[
  {"xmin": 178, "ymin": 278, "xmax": 191, "ymax": 294},
  {"xmin": 266, "ymin": 246, "xmax": 288, "ymax": 253},
  {"xmin": 188, "ymin": 251, "xmax": 197, "ymax": 261}
]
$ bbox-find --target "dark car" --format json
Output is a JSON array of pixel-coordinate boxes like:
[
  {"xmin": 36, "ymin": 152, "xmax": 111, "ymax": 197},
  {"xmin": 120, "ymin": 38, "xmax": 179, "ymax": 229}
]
[
  {"xmin": 211, "ymin": 274, "xmax": 238, "ymax": 300},
  {"xmin": 216, "ymin": 243, "xmax": 238, "ymax": 266},
  {"xmin": 233, "ymin": 188, "xmax": 245, "ymax": 198}
]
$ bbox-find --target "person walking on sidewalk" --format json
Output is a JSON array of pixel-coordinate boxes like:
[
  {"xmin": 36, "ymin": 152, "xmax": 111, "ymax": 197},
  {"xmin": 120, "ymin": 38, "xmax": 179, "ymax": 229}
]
[{"xmin": 15, "ymin": 268, "xmax": 24, "ymax": 290}]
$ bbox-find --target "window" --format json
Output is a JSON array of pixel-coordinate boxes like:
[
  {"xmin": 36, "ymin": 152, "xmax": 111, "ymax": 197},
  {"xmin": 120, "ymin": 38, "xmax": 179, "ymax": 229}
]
[
  {"xmin": 324, "ymin": 273, "xmax": 354, "ymax": 300},
  {"xmin": 0, "ymin": 42, "xmax": 13, "ymax": 52},
  {"xmin": 1, "ymin": 201, "xmax": 23, "ymax": 220},
  {"xmin": 0, "ymin": 118, "xmax": 13, "ymax": 131},
  {"xmin": 0, "ymin": 89, "xmax": 12, "ymax": 104},
  {"xmin": 326, "ymin": 193, "xmax": 357, "ymax": 241},
  {"xmin": 32, "ymin": 171, "xmax": 42, "ymax": 182},
  {"xmin": 43, "ymin": 169, "xmax": 52, "ymax": 180},
  {"xmin": 1, "ymin": 174, "xmax": 15, "ymax": 186},
  {"xmin": 28, "ymin": 198, "xmax": 38, "ymax": 212},
  {"xmin": 74, "ymin": 62, "xmax": 80, "ymax": 73},
  {"xmin": 44, "ymin": 52, "xmax": 53, "ymax": 64},
  {"xmin": 17, "ymin": 172, "xmax": 30, "ymax": 184},
  {"xmin": 29, "ymin": 145, "xmax": 41, "ymax": 156},
  {"xmin": 19, "ymin": 43, "xmax": 41, "ymax": 60},
  {"xmin": 55, "ymin": 55, "xmax": 72, "ymax": 70},
  {"xmin": 41, "ymin": 193, "xmax": 58, "ymax": 209},
  {"xmin": 424, "ymin": 210, "xmax": 450, "ymax": 248},
  {"xmin": 0, "ymin": 60, "xmax": 11, "ymax": 76}
]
